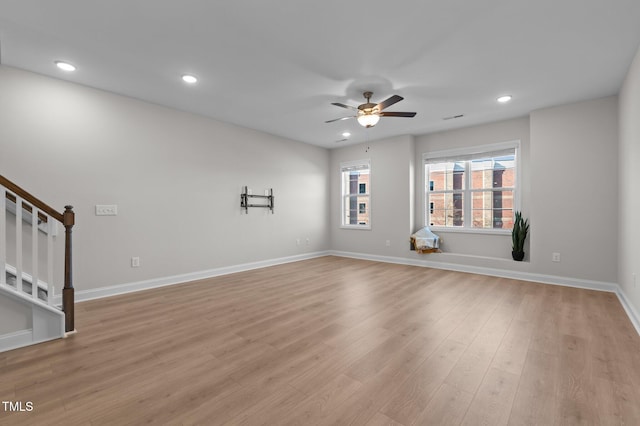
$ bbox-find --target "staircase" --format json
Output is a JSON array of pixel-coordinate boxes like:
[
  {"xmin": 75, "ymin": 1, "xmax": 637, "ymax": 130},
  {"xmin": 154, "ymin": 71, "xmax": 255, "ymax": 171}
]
[
  {"xmin": 5, "ymin": 267, "xmax": 49, "ymax": 301},
  {"xmin": 0, "ymin": 175, "xmax": 75, "ymax": 352}
]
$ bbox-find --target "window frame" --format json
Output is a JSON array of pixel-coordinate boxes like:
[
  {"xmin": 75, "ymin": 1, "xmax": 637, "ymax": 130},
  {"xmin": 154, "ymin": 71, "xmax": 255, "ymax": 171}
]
[
  {"xmin": 340, "ymin": 159, "xmax": 371, "ymax": 230},
  {"xmin": 422, "ymin": 141, "xmax": 521, "ymax": 235}
]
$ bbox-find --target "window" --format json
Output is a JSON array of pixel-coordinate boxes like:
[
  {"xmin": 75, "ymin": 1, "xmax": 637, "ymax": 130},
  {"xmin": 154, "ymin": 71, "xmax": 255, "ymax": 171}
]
[
  {"xmin": 341, "ymin": 159, "xmax": 371, "ymax": 228},
  {"xmin": 424, "ymin": 142, "xmax": 519, "ymax": 232}
]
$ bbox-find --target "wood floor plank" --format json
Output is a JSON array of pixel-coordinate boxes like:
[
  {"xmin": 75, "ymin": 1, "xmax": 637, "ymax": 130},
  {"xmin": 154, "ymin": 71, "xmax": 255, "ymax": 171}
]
[
  {"xmin": 413, "ymin": 382, "xmax": 474, "ymax": 426},
  {"xmin": 280, "ymin": 374, "xmax": 362, "ymax": 426},
  {"xmin": 508, "ymin": 350, "xmax": 559, "ymax": 425},
  {"xmin": 1, "ymin": 256, "xmax": 639, "ymax": 425},
  {"xmin": 366, "ymin": 412, "xmax": 406, "ymax": 426},
  {"xmin": 318, "ymin": 348, "xmax": 427, "ymax": 426},
  {"xmin": 381, "ymin": 338, "xmax": 467, "ymax": 425},
  {"xmin": 490, "ymin": 318, "xmax": 534, "ymax": 376},
  {"xmin": 461, "ymin": 366, "xmax": 520, "ymax": 426}
]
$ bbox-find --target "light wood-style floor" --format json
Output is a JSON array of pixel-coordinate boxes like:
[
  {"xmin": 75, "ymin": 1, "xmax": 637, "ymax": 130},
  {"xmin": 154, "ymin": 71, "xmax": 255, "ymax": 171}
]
[{"xmin": 1, "ymin": 256, "xmax": 640, "ymax": 425}]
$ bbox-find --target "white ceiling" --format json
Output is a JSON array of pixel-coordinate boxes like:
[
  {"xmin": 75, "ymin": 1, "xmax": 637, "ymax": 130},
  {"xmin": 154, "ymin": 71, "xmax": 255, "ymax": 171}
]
[{"xmin": 1, "ymin": 0, "xmax": 640, "ymax": 148}]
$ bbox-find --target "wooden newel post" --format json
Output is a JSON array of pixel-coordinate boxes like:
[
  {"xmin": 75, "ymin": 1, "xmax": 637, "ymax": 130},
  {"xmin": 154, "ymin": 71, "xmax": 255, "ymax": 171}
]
[{"xmin": 63, "ymin": 205, "xmax": 75, "ymax": 332}]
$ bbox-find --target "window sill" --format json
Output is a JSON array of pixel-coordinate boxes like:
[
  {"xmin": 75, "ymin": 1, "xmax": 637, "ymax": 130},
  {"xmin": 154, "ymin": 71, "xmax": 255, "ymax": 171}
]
[
  {"xmin": 428, "ymin": 226, "xmax": 511, "ymax": 236},
  {"xmin": 340, "ymin": 225, "xmax": 372, "ymax": 231}
]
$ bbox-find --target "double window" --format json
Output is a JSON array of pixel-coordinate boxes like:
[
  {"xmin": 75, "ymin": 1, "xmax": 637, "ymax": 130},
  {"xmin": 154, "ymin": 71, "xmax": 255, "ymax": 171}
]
[
  {"xmin": 424, "ymin": 142, "xmax": 519, "ymax": 232},
  {"xmin": 341, "ymin": 159, "xmax": 371, "ymax": 229}
]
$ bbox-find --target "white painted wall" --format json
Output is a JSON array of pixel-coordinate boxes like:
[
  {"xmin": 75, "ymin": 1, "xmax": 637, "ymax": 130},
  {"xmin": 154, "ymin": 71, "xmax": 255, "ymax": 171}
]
[
  {"xmin": 0, "ymin": 66, "xmax": 330, "ymax": 293},
  {"xmin": 331, "ymin": 135, "xmax": 415, "ymax": 256},
  {"xmin": 530, "ymin": 96, "xmax": 618, "ymax": 284},
  {"xmin": 619, "ymin": 45, "xmax": 640, "ymax": 315}
]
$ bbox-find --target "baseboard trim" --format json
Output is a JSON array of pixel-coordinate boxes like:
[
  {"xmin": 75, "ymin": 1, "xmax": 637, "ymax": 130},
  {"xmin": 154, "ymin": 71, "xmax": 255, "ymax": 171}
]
[
  {"xmin": 616, "ymin": 288, "xmax": 640, "ymax": 336},
  {"xmin": 0, "ymin": 329, "xmax": 65, "ymax": 353},
  {"xmin": 57, "ymin": 251, "xmax": 331, "ymax": 304},
  {"xmin": 0, "ymin": 329, "xmax": 33, "ymax": 352},
  {"xmin": 329, "ymin": 250, "xmax": 618, "ymax": 293}
]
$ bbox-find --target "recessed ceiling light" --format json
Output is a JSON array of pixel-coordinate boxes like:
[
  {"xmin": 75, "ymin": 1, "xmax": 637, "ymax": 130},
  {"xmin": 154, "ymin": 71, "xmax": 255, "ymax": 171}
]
[
  {"xmin": 182, "ymin": 74, "xmax": 198, "ymax": 84},
  {"xmin": 55, "ymin": 61, "xmax": 76, "ymax": 72},
  {"xmin": 497, "ymin": 95, "xmax": 512, "ymax": 103},
  {"xmin": 342, "ymin": 132, "xmax": 351, "ymax": 138}
]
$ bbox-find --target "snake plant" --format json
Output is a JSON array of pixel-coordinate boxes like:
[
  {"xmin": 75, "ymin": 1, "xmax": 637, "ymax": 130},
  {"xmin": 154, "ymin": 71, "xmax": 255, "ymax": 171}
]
[{"xmin": 512, "ymin": 211, "xmax": 529, "ymax": 253}]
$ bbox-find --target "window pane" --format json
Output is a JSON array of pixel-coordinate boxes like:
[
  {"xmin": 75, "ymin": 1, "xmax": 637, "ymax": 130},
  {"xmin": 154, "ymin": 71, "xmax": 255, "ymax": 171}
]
[
  {"xmin": 428, "ymin": 162, "xmax": 465, "ymax": 191},
  {"xmin": 471, "ymin": 155, "xmax": 515, "ymax": 189},
  {"xmin": 343, "ymin": 195, "xmax": 369, "ymax": 225},
  {"xmin": 341, "ymin": 162, "xmax": 370, "ymax": 227},
  {"xmin": 428, "ymin": 192, "xmax": 464, "ymax": 227},
  {"xmin": 471, "ymin": 190, "xmax": 514, "ymax": 229},
  {"xmin": 342, "ymin": 170, "xmax": 370, "ymax": 196}
]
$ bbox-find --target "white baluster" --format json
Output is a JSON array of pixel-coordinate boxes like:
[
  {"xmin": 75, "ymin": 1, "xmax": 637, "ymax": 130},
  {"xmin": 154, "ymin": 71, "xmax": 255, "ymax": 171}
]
[
  {"xmin": 47, "ymin": 218, "xmax": 54, "ymax": 305},
  {"xmin": 15, "ymin": 196, "xmax": 23, "ymax": 293},
  {"xmin": 0, "ymin": 188, "xmax": 5, "ymax": 286},
  {"xmin": 32, "ymin": 206, "xmax": 39, "ymax": 301}
]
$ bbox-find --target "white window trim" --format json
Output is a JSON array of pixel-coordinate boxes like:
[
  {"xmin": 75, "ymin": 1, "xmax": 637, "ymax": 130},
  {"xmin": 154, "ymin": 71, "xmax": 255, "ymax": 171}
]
[
  {"xmin": 340, "ymin": 159, "xmax": 371, "ymax": 230},
  {"xmin": 422, "ymin": 140, "xmax": 521, "ymax": 234}
]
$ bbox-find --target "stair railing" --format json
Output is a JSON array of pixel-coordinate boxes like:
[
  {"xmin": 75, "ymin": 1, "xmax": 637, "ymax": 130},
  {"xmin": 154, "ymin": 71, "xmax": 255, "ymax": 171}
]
[{"xmin": 0, "ymin": 175, "xmax": 75, "ymax": 332}]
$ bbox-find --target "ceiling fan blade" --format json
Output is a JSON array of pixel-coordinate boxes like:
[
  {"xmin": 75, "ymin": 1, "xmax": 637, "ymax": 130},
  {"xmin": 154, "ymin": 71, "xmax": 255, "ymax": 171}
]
[
  {"xmin": 331, "ymin": 102, "xmax": 358, "ymax": 111},
  {"xmin": 325, "ymin": 116, "xmax": 354, "ymax": 123},
  {"xmin": 376, "ymin": 95, "xmax": 403, "ymax": 111},
  {"xmin": 379, "ymin": 111, "xmax": 417, "ymax": 118}
]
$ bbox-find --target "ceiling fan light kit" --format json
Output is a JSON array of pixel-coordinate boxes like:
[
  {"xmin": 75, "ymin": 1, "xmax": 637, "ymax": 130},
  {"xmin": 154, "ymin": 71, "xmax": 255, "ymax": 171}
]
[
  {"xmin": 326, "ymin": 91, "xmax": 416, "ymax": 129},
  {"xmin": 357, "ymin": 112, "xmax": 380, "ymax": 128}
]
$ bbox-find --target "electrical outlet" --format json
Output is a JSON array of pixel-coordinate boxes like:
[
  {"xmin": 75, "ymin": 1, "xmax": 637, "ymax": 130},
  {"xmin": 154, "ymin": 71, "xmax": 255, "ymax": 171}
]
[
  {"xmin": 131, "ymin": 257, "xmax": 140, "ymax": 267},
  {"xmin": 306, "ymin": 238, "xmax": 310, "ymax": 245},
  {"xmin": 96, "ymin": 204, "xmax": 118, "ymax": 216},
  {"xmin": 296, "ymin": 238, "xmax": 301, "ymax": 246},
  {"xmin": 386, "ymin": 240, "xmax": 391, "ymax": 247},
  {"xmin": 552, "ymin": 252, "xmax": 561, "ymax": 262}
]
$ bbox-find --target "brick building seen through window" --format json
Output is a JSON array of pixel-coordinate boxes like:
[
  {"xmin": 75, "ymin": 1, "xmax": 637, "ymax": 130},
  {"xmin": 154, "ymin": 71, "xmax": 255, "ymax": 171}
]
[
  {"xmin": 347, "ymin": 172, "xmax": 370, "ymax": 225},
  {"xmin": 427, "ymin": 155, "xmax": 515, "ymax": 230}
]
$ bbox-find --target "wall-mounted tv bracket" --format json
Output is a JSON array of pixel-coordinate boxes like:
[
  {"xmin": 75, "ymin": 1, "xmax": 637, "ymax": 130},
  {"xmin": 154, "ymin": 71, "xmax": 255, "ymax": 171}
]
[{"xmin": 241, "ymin": 186, "xmax": 274, "ymax": 214}]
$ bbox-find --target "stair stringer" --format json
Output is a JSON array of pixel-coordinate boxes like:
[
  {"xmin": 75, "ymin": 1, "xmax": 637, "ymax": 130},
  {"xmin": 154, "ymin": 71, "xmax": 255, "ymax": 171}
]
[{"xmin": 0, "ymin": 284, "xmax": 65, "ymax": 353}]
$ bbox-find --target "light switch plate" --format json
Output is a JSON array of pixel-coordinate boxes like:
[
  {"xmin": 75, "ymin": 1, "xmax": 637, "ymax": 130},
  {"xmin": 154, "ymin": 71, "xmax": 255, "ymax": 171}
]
[{"xmin": 96, "ymin": 205, "xmax": 118, "ymax": 216}]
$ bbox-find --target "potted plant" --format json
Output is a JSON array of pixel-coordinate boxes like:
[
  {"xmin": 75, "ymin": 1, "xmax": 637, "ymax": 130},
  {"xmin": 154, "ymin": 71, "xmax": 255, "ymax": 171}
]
[{"xmin": 512, "ymin": 211, "xmax": 529, "ymax": 261}]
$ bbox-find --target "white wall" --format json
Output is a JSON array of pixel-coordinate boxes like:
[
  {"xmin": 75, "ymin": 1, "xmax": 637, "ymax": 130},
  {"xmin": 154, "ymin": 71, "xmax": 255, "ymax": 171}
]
[
  {"xmin": 0, "ymin": 66, "xmax": 330, "ymax": 293},
  {"xmin": 331, "ymin": 135, "xmax": 415, "ymax": 256},
  {"xmin": 619, "ymin": 45, "xmax": 640, "ymax": 314},
  {"xmin": 530, "ymin": 96, "xmax": 618, "ymax": 284}
]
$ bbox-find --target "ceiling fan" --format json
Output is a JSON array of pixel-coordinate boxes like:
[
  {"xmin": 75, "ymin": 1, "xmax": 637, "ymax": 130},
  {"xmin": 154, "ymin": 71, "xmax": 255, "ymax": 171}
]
[{"xmin": 326, "ymin": 91, "xmax": 416, "ymax": 128}]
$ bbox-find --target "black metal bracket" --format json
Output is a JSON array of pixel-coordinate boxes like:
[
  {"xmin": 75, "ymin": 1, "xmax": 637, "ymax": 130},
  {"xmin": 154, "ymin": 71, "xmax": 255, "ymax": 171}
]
[{"xmin": 241, "ymin": 186, "xmax": 274, "ymax": 214}]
